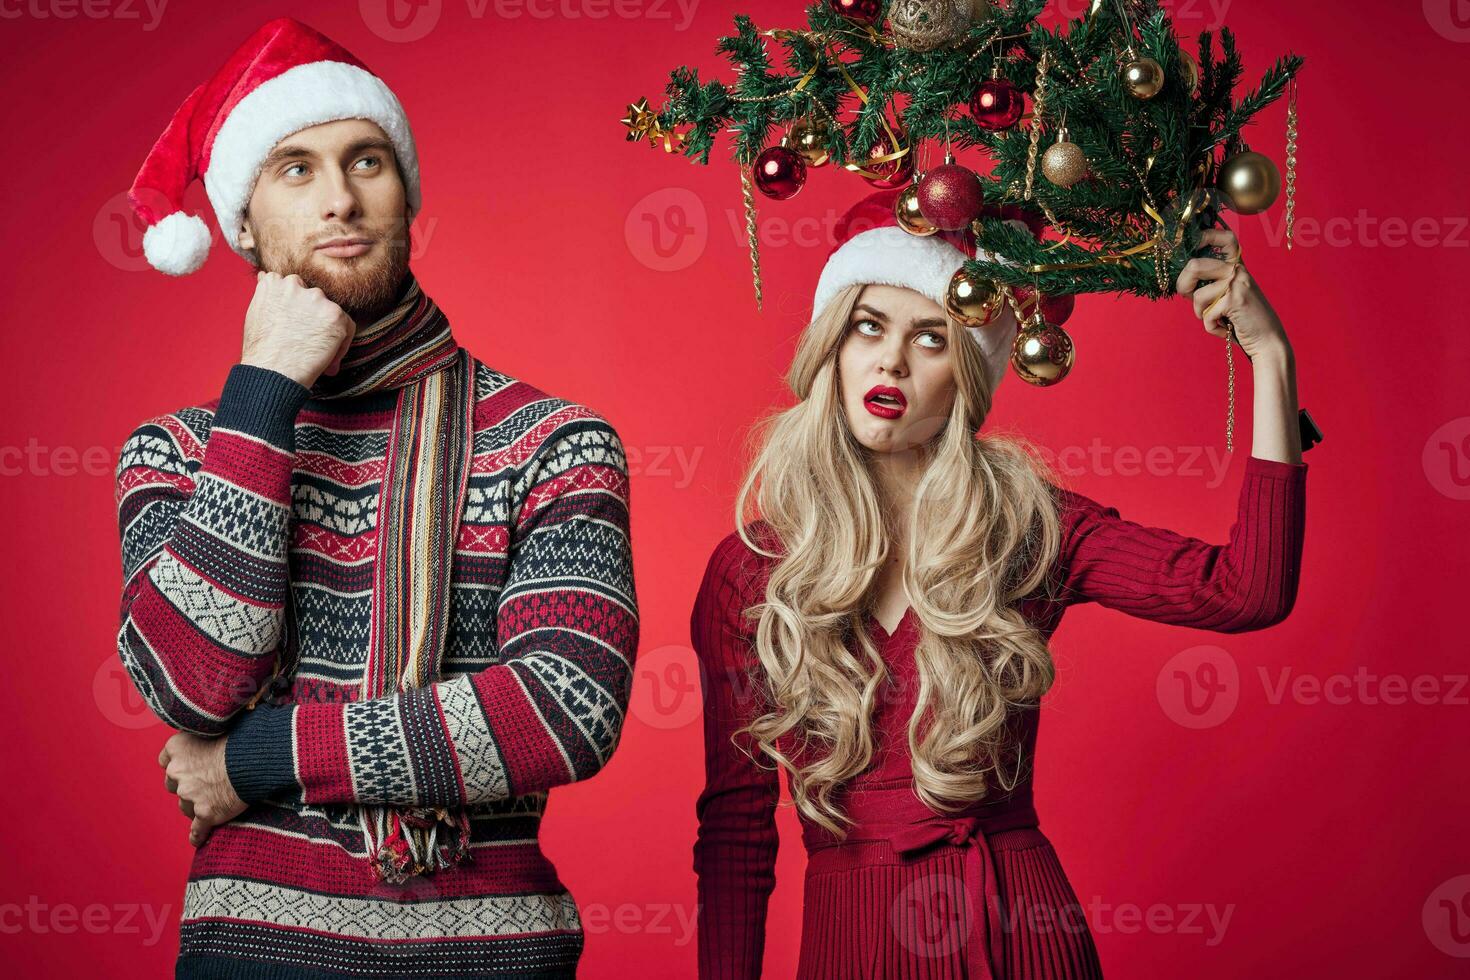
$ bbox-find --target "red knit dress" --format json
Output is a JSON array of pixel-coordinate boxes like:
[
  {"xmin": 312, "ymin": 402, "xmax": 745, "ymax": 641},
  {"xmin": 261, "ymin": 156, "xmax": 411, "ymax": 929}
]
[{"xmin": 690, "ymin": 455, "xmax": 1308, "ymax": 979}]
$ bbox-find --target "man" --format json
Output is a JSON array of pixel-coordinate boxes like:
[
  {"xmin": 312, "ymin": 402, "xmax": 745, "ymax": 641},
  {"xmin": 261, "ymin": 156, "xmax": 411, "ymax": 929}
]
[{"xmin": 115, "ymin": 18, "xmax": 637, "ymax": 978}]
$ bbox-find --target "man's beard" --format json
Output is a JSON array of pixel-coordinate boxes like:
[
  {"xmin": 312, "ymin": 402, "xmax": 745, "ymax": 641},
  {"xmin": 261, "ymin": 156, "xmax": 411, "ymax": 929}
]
[{"xmin": 253, "ymin": 220, "xmax": 412, "ymax": 320}]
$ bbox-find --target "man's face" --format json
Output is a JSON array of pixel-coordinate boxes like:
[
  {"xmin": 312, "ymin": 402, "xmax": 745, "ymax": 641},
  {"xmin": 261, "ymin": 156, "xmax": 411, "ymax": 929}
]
[{"xmin": 237, "ymin": 118, "xmax": 411, "ymax": 318}]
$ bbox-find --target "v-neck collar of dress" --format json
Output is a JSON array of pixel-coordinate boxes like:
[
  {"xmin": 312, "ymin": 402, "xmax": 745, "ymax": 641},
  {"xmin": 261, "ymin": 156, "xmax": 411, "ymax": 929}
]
[{"xmin": 866, "ymin": 606, "xmax": 914, "ymax": 642}]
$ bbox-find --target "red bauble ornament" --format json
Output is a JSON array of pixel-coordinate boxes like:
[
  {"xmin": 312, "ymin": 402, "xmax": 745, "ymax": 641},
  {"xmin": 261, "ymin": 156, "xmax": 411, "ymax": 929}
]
[
  {"xmin": 916, "ymin": 162, "xmax": 984, "ymax": 231},
  {"xmin": 827, "ymin": 0, "xmax": 881, "ymax": 24},
  {"xmin": 1011, "ymin": 288, "xmax": 1076, "ymax": 327},
  {"xmin": 858, "ymin": 133, "xmax": 913, "ymax": 189},
  {"xmin": 971, "ymin": 78, "xmax": 1025, "ymax": 131},
  {"xmin": 753, "ymin": 146, "xmax": 807, "ymax": 200}
]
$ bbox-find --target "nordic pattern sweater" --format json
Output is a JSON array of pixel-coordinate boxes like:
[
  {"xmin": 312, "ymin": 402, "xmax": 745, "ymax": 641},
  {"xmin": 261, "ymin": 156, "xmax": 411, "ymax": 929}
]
[{"xmin": 114, "ymin": 357, "xmax": 637, "ymax": 979}]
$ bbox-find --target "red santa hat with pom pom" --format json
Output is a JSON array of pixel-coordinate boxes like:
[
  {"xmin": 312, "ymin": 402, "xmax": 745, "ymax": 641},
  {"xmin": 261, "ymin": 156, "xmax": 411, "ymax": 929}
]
[
  {"xmin": 813, "ymin": 188, "xmax": 1051, "ymax": 395},
  {"xmin": 127, "ymin": 16, "xmax": 420, "ymax": 276}
]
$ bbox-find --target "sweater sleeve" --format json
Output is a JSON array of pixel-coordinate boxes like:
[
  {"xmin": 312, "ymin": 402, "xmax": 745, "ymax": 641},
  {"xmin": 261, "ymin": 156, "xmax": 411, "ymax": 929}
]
[
  {"xmin": 223, "ymin": 411, "xmax": 638, "ymax": 808},
  {"xmin": 690, "ymin": 532, "xmax": 781, "ymax": 980},
  {"xmin": 113, "ymin": 364, "xmax": 311, "ymax": 736},
  {"xmin": 1053, "ymin": 454, "xmax": 1308, "ymax": 633}
]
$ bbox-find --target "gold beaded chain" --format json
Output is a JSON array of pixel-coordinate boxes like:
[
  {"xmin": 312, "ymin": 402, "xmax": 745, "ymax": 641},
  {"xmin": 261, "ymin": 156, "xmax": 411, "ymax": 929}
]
[
  {"xmin": 1225, "ymin": 326, "xmax": 1236, "ymax": 452},
  {"xmin": 1285, "ymin": 77, "xmax": 1299, "ymax": 251}
]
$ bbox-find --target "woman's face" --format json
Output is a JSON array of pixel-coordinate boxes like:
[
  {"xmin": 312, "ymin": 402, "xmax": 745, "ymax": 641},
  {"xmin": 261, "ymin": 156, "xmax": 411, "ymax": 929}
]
[{"xmin": 837, "ymin": 284, "xmax": 957, "ymax": 454}]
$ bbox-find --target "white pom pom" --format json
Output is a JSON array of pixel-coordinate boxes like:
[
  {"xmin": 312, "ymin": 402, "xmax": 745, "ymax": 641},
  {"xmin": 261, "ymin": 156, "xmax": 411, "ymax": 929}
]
[{"xmin": 142, "ymin": 211, "xmax": 212, "ymax": 276}]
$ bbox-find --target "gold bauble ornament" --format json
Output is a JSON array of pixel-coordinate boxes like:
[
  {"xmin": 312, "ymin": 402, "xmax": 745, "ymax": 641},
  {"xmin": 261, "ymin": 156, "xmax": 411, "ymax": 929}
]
[
  {"xmin": 945, "ymin": 269, "xmax": 1004, "ymax": 327},
  {"xmin": 895, "ymin": 181, "xmax": 938, "ymax": 236},
  {"xmin": 1041, "ymin": 128, "xmax": 1087, "ymax": 188},
  {"xmin": 1180, "ymin": 49, "xmax": 1201, "ymax": 96},
  {"xmin": 1011, "ymin": 315, "xmax": 1074, "ymax": 386},
  {"xmin": 887, "ymin": 0, "xmax": 970, "ymax": 52},
  {"xmin": 1216, "ymin": 150, "xmax": 1281, "ymax": 215},
  {"xmin": 788, "ymin": 117, "xmax": 831, "ymax": 168},
  {"xmin": 1122, "ymin": 53, "xmax": 1165, "ymax": 100}
]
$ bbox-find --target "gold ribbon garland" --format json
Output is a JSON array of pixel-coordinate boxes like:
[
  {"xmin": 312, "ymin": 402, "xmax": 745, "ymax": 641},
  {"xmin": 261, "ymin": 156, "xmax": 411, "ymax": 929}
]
[
  {"xmin": 1017, "ymin": 168, "xmax": 1206, "ymax": 280},
  {"xmin": 771, "ymin": 30, "xmax": 909, "ymax": 179}
]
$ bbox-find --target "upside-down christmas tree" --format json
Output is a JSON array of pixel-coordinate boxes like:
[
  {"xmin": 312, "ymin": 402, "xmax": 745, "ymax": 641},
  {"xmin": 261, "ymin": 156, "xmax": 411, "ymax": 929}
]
[{"xmin": 623, "ymin": 0, "xmax": 1303, "ymax": 417}]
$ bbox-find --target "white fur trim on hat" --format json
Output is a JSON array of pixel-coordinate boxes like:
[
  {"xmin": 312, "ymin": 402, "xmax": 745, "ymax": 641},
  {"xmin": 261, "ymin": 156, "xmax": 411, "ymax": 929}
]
[
  {"xmin": 812, "ymin": 225, "xmax": 1015, "ymax": 393},
  {"xmin": 813, "ymin": 226, "xmax": 965, "ymax": 318},
  {"xmin": 142, "ymin": 211, "xmax": 213, "ymax": 277},
  {"xmin": 202, "ymin": 60, "xmax": 421, "ymax": 260}
]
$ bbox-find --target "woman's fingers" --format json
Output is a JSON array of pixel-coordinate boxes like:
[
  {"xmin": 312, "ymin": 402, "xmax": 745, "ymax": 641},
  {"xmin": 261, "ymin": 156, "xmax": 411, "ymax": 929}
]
[
  {"xmin": 1192, "ymin": 277, "xmax": 1229, "ymax": 320},
  {"xmin": 164, "ymin": 773, "xmax": 179, "ymax": 794},
  {"xmin": 1202, "ymin": 278, "xmax": 1239, "ymax": 336},
  {"xmin": 1198, "ymin": 226, "xmax": 1241, "ymax": 262},
  {"xmin": 179, "ymin": 796, "xmax": 195, "ymax": 819},
  {"xmin": 1175, "ymin": 255, "xmax": 1237, "ymax": 295}
]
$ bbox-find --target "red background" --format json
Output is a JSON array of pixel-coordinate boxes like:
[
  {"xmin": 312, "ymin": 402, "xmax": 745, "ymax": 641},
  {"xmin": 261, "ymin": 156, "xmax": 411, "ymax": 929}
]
[{"xmin": 1, "ymin": 1, "xmax": 1467, "ymax": 976}]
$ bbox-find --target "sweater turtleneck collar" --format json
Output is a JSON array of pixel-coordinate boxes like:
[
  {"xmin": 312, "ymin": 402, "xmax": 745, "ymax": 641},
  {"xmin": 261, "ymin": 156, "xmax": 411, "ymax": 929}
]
[{"xmin": 308, "ymin": 269, "xmax": 462, "ymax": 400}]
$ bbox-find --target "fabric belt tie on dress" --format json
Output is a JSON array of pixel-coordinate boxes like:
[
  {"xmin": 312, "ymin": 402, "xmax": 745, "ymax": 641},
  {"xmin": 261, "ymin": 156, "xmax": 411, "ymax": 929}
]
[
  {"xmin": 802, "ymin": 784, "xmax": 1039, "ymax": 980},
  {"xmin": 889, "ymin": 814, "xmax": 1003, "ymax": 980}
]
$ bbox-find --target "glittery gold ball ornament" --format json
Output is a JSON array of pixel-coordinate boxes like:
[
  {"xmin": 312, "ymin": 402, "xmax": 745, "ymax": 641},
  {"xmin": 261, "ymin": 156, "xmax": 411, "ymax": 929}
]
[
  {"xmin": 1122, "ymin": 53, "xmax": 1165, "ymax": 100},
  {"xmin": 887, "ymin": 0, "xmax": 970, "ymax": 51},
  {"xmin": 1041, "ymin": 129, "xmax": 1088, "ymax": 188},
  {"xmin": 1216, "ymin": 150, "xmax": 1281, "ymax": 215},
  {"xmin": 1011, "ymin": 315, "xmax": 1074, "ymax": 386},
  {"xmin": 788, "ymin": 117, "xmax": 831, "ymax": 168},
  {"xmin": 945, "ymin": 269, "xmax": 1004, "ymax": 327},
  {"xmin": 895, "ymin": 181, "xmax": 938, "ymax": 236}
]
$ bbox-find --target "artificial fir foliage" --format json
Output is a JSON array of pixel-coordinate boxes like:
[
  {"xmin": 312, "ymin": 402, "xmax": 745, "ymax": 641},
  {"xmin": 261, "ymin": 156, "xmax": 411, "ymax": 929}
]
[{"xmin": 625, "ymin": 0, "xmax": 1303, "ymax": 303}]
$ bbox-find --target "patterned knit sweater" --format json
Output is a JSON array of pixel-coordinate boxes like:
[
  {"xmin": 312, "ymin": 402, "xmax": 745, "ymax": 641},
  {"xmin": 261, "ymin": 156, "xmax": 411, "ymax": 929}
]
[{"xmin": 114, "ymin": 327, "xmax": 637, "ymax": 978}]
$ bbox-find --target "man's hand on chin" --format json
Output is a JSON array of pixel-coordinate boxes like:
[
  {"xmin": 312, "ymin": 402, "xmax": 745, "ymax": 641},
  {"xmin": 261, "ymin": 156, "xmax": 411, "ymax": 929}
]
[{"xmin": 160, "ymin": 732, "xmax": 248, "ymax": 847}]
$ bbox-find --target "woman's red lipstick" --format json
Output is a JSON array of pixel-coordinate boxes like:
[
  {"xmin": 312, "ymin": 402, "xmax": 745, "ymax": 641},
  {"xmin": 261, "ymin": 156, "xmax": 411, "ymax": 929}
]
[{"xmin": 863, "ymin": 385, "xmax": 907, "ymax": 419}]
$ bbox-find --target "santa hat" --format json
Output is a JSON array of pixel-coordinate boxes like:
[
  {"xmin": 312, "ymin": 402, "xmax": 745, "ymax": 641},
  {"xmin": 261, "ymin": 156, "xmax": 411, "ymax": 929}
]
[
  {"xmin": 127, "ymin": 17, "xmax": 420, "ymax": 276},
  {"xmin": 813, "ymin": 189, "xmax": 1047, "ymax": 394}
]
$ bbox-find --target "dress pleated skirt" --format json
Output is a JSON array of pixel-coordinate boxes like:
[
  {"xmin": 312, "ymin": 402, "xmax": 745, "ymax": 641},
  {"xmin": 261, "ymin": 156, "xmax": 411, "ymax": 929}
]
[{"xmin": 795, "ymin": 828, "xmax": 1104, "ymax": 979}]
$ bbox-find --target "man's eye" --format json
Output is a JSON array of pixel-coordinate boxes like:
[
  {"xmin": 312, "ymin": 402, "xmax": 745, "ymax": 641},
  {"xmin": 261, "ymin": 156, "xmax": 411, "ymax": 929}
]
[
  {"xmin": 284, "ymin": 163, "xmax": 307, "ymax": 178},
  {"xmin": 355, "ymin": 156, "xmax": 380, "ymax": 171}
]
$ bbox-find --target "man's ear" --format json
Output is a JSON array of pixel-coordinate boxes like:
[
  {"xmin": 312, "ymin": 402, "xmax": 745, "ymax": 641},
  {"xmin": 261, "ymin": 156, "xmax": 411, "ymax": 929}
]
[{"xmin": 237, "ymin": 219, "xmax": 255, "ymax": 252}]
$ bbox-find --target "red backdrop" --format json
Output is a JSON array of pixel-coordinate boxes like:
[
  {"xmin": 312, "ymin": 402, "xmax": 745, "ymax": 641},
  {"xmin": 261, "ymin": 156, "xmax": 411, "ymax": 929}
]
[{"xmin": 1, "ymin": 1, "xmax": 1466, "ymax": 976}]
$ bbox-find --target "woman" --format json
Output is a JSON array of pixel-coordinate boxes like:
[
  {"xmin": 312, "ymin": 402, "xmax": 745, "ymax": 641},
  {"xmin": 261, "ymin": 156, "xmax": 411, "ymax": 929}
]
[{"xmin": 689, "ymin": 189, "xmax": 1306, "ymax": 979}]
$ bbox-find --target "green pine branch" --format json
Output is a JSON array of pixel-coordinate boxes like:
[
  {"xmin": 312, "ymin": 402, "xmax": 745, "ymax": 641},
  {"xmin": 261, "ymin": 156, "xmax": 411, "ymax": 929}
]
[{"xmin": 638, "ymin": 0, "xmax": 1303, "ymax": 301}]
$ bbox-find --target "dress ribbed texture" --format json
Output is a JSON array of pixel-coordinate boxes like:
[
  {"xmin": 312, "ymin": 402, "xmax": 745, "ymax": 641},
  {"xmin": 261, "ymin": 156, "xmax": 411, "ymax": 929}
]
[{"xmin": 690, "ymin": 455, "xmax": 1308, "ymax": 978}]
